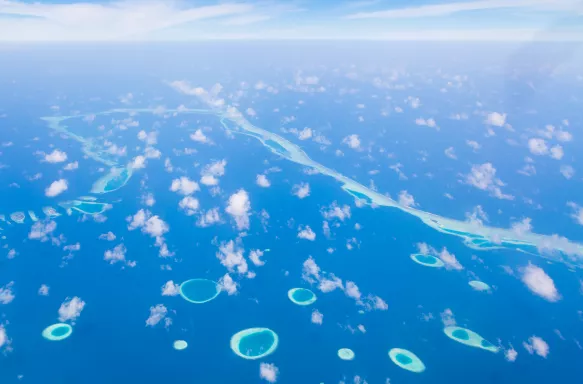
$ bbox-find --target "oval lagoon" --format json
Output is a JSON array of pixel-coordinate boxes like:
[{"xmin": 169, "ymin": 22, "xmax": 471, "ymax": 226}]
[
  {"xmin": 389, "ymin": 348, "xmax": 425, "ymax": 373},
  {"xmin": 444, "ymin": 326, "xmax": 499, "ymax": 353},
  {"xmin": 410, "ymin": 253, "xmax": 445, "ymax": 268},
  {"xmin": 230, "ymin": 328, "xmax": 279, "ymax": 360},
  {"xmin": 173, "ymin": 340, "xmax": 188, "ymax": 350},
  {"xmin": 288, "ymin": 288, "xmax": 317, "ymax": 306},
  {"xmin": 42, "ymin": 323, "xmax": 73, "ymax": 341},
  {"xmin": 338, "ymin": 348, "xmax": 355, "ymax": 361},
  {"xmin": 179, "ymin": 278, "xmax": 221, "ymax": 304}
]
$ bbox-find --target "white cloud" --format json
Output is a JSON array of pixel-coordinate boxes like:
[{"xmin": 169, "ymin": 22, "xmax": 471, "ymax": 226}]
[
  {"xmin": 216, "ymin": 240, "xmax": 248, "ymax": 275},
  {"xmin": 0, "ymin": 282, "xmax": 15, "ymax": 304},
  {"xmin": 28, "ymin": 220, "xmax": 57, "ymax": 240},
  {"xmin": 318, "ymin": 275, "xmax": 343, "ymax": 292},
  {"xmin": 511, "ymin": 217, "xmax": 532, "ymax": 236},
  {"xmin": 465, "ymin": 205, "xmax": 488, "ymax": 226},
  {"xmin": 64, "ymin": 161, "xmax": 79, "ymax": 170},
  {"xmin": 44, "ymin": 149, "xmax": 67, "ymax": 163},
  {"xmin": 485, "ymin": 112, "xmax": 506, "ymax": 127},
  {"xmin": 0, "ymin": 325, "xmax": 7, "ymax": 348},
  {"xmin": 219, "ymin": 273, "xmax": 238, "ymax": 295},
  {"xmin": 302, "ymin": 256, "xmax": 321, "ymax": 282},
  {"xmin": 259, "ymin": 363, "xmax": 279, "ymax": 383},
  {"xmin": 179, "ymin": 196, "xmax": 200, "ymax": 215},
  {"xmin": 161, "ymin": 280, "xmax": 180, "ymax": 296},
  {"xmin": 568, "ymin": 202, "xmax": 583, "ymax": 225},
  {"xmin": 521, "ymin": 263, "xmax": 560, "ymax": 302},
  {"xmin": 292, "ymin": 182, "xmax": 310, "ymax": 198},
  {"xmin": 505, "ymin": 347, "xmax": 518, "ymax": 362},
  {"xmin": 464, "ymin": 163, "xmax": 513, "ymax": 200},
  {"xmin": 311, "ymin": 309, "xmax": 323, "ymax": 324},
  {"xmin": 137, "ymin": 130, "xmax": 157, "ymax": 145},
  {"xmin": 560, "ymin": 165, "xmax": 575, "ymax": 179},
  {"xmin": 342, "ymin": 134, "xmax": 361, "ymax": 149},
  {"xmin": 438, "ymin": 248, "xmax": 463, "ymax": 270},
  {"xmin": 104, "ymin": 243, "xmax": 129, "ymax": 265},
  {"xmin": 145, "ymin": 304, "xmax": 168, "ymax": 327},
  {"xmin": 249, "ymin": 249, "xmax": 265, "ymax": 266},
  {"xmin": 444, "ymin": 147, "xmax": 457, "ymax": 159},
  {"xmin": 297, "ymin": 225, "xmax": 316, "ymax": 241},
  {"xmin": 202, "ymin": 159, "xmax": 227, "ymax": 177},
  {"xmin": 38, "ymin": 284, "xmax": 50, "ymax": 296},
  {"xmin": 345, "ymin": 281, "xmax": 361, "ymax": 301},
  {"xmin": 190, "ymin": 129, "xmax": 210, "ymax": 144},
  {"xmin": 99, "ymin": 231, "xmax": 116, "ymax": 241},
  {"xmin": 415, "ymin": 117, "xmax": 437, "ymax": 128},
  {"xmin": 550, "ymin": 145, "xmax": 564, "ymax": 160},
  {"xmin": 170, "ymin": 177, "xmax": 200, "ymax": 195},
  {"xmin": 225, "ymin": 189, "xmax": 251, "ymax": 230},
  {"xmin": 142, "ymin": 192, "xmax": 156, "ymax": 207},
  {"xmin": 528, "ymin": 138, "xmax": 549, "ymax": 155},
  {"xmin": 58, "ymin": 296, "xmax": 85, "ymax": 322},
  {"xmin": 398, "ymin": 190, "xmax": 416, "ymax": 208},
  {"xmin": 197, "ymin": 208, "xmax": 222, "ymax": 227},
  {"xmin": 466, "ymin": 140, "xmax": 481, "ymax": 151},
  {"xmin": 130, "ymin": 155, "xmax": 146, "ymax": 169},
  {"xmin": 440, "ymin": 308, "xmax": 456, "ymax": 326},
  {"xmin": 321, "ymin": 202, "xmax": 351, "ymax": 221},
  {"xmin": 256, "ymin": 174, "xmax": 271, "ymax": 187},
  {"xmin": 298, "ymin": 127, "xmax": 313, "ymax": 140},
  {"xmin": 523, "ymin": 336, "xmax": 549, "ymax": 358},
  {"xmin": 200, "ymin": 174, "xmax": 219, "ymax": 186},
  {"xmin": 45, "ymin": 179, "xmax": 68, "ymax": 197}
]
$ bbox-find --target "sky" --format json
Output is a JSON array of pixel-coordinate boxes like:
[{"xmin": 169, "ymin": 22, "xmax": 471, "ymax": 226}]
[{"xmin": 0, "ymin": 0, "xmax": 582, "ymax": 42}]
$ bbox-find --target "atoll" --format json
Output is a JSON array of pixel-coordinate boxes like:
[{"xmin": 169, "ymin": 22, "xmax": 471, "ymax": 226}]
[
  {"xmin": 230, "ymin": 328, "xmax": 279, "ymax": 360},
  {"xmin": 179, "ymin": 278, "xmax": 221, "ymax": 304}
]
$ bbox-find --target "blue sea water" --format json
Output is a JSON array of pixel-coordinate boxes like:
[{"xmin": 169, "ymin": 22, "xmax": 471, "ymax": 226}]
[{"xmin": 1, "ymin": 43, "xmax": 583, "ymax": 383}]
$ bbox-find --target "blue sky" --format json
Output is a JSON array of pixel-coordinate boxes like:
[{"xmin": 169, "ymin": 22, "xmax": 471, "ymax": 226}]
[{"xmin": 0, "ymin": 0, "xmax": 582, "ymax": 41}]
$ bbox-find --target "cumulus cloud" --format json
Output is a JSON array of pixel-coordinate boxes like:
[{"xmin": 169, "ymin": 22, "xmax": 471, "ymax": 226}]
[
  {"xmin": 292, "ymin": 182, "xmax": 310, "ymax": 198},
  {"xmin": 219, "ymin": 273, "xmax": 238, "ymax": 295},
  {"xmin": 297, "ymin": 225, "xmax": 316, "ymax": 241},
  {"xmin": 521, "ymin": 263, "xmax": 560, "ymax": 302},
  {"xmin": 216, "ymin": 240, "xmax": 248, "ymax": 275},
  {"xmin": 190, "ymin": 129, "xmax": 211, "ymax": 144},
  {"xmin": 321, "ymin": 202, "xmax": 351, "ymax": 221},
  {"xmin": 45, "ymin": 179, "xmax": 68, "ymax": 197},
  {"xmin": 311, "ymin": 309, "xmax": 323, "ymax": 324},
  {"xmin": 523, "ymin": 336, "xmax": 549, "ymax": 358},
  {"xmin": 58, "ymin": 296, "xmax": 85, "ymax": 322},
  {"xmin": 505, "ymin": 347, "xmax": 518, "ymax": 362},
  {"xmin": 259, "ymin": 363, "xmax": 279, "ymax": 383},
  {"xmin": 550, "ymin": 145, "xmax": 564, "ymax": 160},
  {"xmin": 179, "ymin": 196, "xmax": 200, "ymax": 215},
  {"xmin": 465, "ymin": 205, "xmax": 488, "ymax": 226},
  {"xmin": 342, "ymin": 134, "xmax": 361, "ymax": 149},
  {"xmin": 161, "ymin": 280, "xmax": 180, "ymax": 296},
  {"xmin": 0, "ymin": 326, "xmax": 7, "ymax": 349},
  {"xmin": 485, "ymin": 112, "xmax": 506, "ymax": 127},
  {"xmin": 511, "ymin": 217, "xmax": 532, "ymax": 236},
  {"xmin": 438, "ymin": 248, "xmax": 463, "ymax": 270},
  {"xmin": 44, "ymin": 149, "xmax": 67, "ymax": 163},
  {"xmin": 64, "ymin": 161, "xmax": 79, "ymax": 171},
  {"xmin": 127, "ymin": 209, "xmax": 171, "ymax": 256},
  {"xmin": 249, "ymin": 249, "xmax": 265, "ymax": 266},
  {"xmin": 398, "ymin": 190, "xmax": 416, "ymax": 208},
  {"xmin": 38, "ymin": 284, "xmax": 50, "ymax": 296},
  {"xmin": 466, "ymin": 140, "xmax": 481, "ymax": 151},
  {"xmin": 145, "ymin": 304, "xmax": 168, "ymax": 327},
  {"xmin": 225, "ymin": 189, "xmax": 251, "ymax": 230},
  {"xmin": 256, "ymin": 174, "xmax": 271, "ymax": 187},
  {"xmin": 130, "ymin": 155, "xmax": 146, "ymax": 169},
  {"xmin": 201, "ymin": 160, "xmax": 227, "ymax": 185},
  {"xmin": 560, "ymin": 165, "xmax": 575, "ymax": 179},
  {"xmin": 528, "ymin": 138, "xmax": 549, "ymax": 155},
  {"xmin": 28, "ymin": 220, "xmax": 57, "ymax": 241},
  {"xmin": 197, "ymin": 208, "xmax": 222, "ymax": 227},
  {"xmin": 415, "ymin": 117, "xmax": 437, "ymax": 129},
  {"xmin": 464, "ymin": 163, "xmax": 513, "ymax": 200},
  {"xmin": 99, "ymin": 231, "xmax": 116, "ymax": 241},
  {"xmin": 104, "ymin": 244, "xmax": 134, "ymax": 266},
  {"xmin": 170, "ymin": 177, "xmax": 200, "ymax": 195},
  {"xmin": 444, "ymin": 147, "xmax": 457, "ymax": 159},
  {"xmin": 0, "ymin": 282, "xmax": 15, "ymax": 304}
]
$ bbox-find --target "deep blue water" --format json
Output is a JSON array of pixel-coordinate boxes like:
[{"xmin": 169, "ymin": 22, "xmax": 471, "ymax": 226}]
[{"xmin": 1, "ymin": 43, "xmax": 583, "ymax": 383}]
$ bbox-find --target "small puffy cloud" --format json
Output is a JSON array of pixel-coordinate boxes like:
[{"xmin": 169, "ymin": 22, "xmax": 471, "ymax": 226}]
[
  {"xmin": 64, "ymin": 161, "xmax": 79, "ymax": 171},
  {"xmin": 523, "ymin": 336, "xmax": 549, "ymax": 358},
  {"xmin": 440, "ymin": 308, "xmax": 456, "ymax": 326},
  {"xmin": 292, "ymin": 182, "xmax": 310, "ymax": 199},
  {"xmin": 45, "ymin": 179, "xmax": 68, "ymax": 197},
  {"xmin": 521, "ymin": 263, "xmax": 560, "ymax": 302},
  {"xmin": 219, "ymin": 273, "xmax": 238, "ymax": 295},
  {"xmin": 511, "ymin": 217, "xmax": 532, "ymax": 236},
  {"xmin": 398, "ymin": 190, "xmax": 416, "ymax": 208},
  {"xmin": 342, "ymin": 134, "xmax": 361, "ymax": 149},
  {"xmin": 344, "ymin": 281, "xmax": 361, "ymax": 301},
  {"xmin": 465, "ymin": 205, "xmax": 488, "ymax": 226},
  {"xmin": 0, "ymin": 282, "xmax": 15, "ymax": 304},
  {"xmin": 130, "ymin": 155, "xmax": 146, "ymax": 169},
  {"xmin": 202, "ymin": 159, "xmax": 227, "ymax": 177},
  {"xmin": 246, "ymin": 108, "xmax": 257, "ymax": 117},
  {"xmin": 104, "ymin": 244, "xmax": 134, "ymax": 266},
  {"xmin": 321, "ymin": 202, "xmax": 351, "ymax": 221},
  {"xmin": 415, "ymin": 117, "xmax": 437, "ymax": 129},
  {"xmin": 38, "ymin": 284, "xmax": 50, "ymax": 296},
  {"xmin": 259, "ymin": 363, "xmax": 279, "ymax": 383},
  {"xmin": 550, "ymin": 145, "xmax": 564, "ymax": 160},
  {"xmin": 179, "ymin": 196, "xmax": 200, "ymax": 216},
  {"xmin": 58, "ymin": 296, "xmax": 85, "ymax": 322},
  {"xmin": 302, "ymin": 256, "xmax": 321, "ymax": 282},
  {"xmin": 505, "ymin": 347, "xmax": 518, "ymax": 362},
  {"xmin": 528, "ymin": 138, "xmax": 548, "ymax": 155},
  {"xmin": 297, "ymin": 225, "xmax": 316, "ymax": 241},
  {"xmin": 200, "ymin": 175, "xmax": 219, "ymax": 186},
  {"xmin": 226, "ymin": 189, "xmax": 251, "ymax": 231},
  {"xmin": 216, "ymin": 240, "xmax": 248, "ymax": 275},
  {"xmin": 318, "ymin": 275, "xmax": 343, "ymax": 293},
  {"xmin": 444, "ymin": 147, "xmax": 457, "ymax": 159},
  {"xmin": 256, "ymin": 174, "xmax": 271, "ymax": 187},
  {"xmin": 190, "ymin": 129, "xmax": 211, "ymax": 143},
  {"xmin": 0, "ymin": 326, "xmax": 7, "ymax": 349},
  {"xmin": 464, "ymin": 163, "xmax": 513, "ymax": 200},
  {"xmin": 567, "ymin": 202, "xmax": 583, "ymax": 226},
  {"xmin": 29, "ymin": 220, "xmax": 57, "ymax": 241},
  {"xmin": 170, "ymin": 177, "xmax": 200, "ymax": 195},
  {"xmin": 249, "ymin": 249, "xmax": 265, "ymax": 266},
  {"xmin": 161, "ymin": 280, "xmax": 180, "ymax": 296},
  {"xmin": 197, "ymin": 208, "xmax": 222, "ymax": 227},
  {"xmin": 466, "ymin": 140, "xmax": 481, "ymax": 151},
  {"xmin": 45, "ymin": 149, "xmax": 67, "ymax": 163},
  {"xmin": 99, "ymin": 231, "xmax": 116, "ymax": 241},
  {"xmin": 485, "ymin": 112, "xmax": 506, "ymax": 127},
  {"xmin": 311, "ymin": 309, "xmax": 323, "ymax": 325},
  {"xmin": 137, "ymin": 130, "xmax": 157, "ymax": 145},
  {"xmin": 560, "ymin": 165, "xmax": 575, "ymax": 179},
  {"xmin": 145, "ymin": 304, "xmax": 168, "ymax": 327},
  {"xmin": 298, "ymin": 127, "xmax": 313, "ymax": 140},
  {"xmin": 438, "ymin": 248, "xmax": 463, "ymax": 270}
]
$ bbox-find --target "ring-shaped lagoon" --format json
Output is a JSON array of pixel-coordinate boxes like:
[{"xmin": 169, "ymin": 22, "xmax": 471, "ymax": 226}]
[
  {"xmin": 42, "ymin": 323, "xmax": 73, "ymax": 341},
  {"xmin": 338, "ymin": 348, "xmax": 355, "ymax": 361},
  {"xmin": 388, "ymin": 348, "xmax": 426, "ymax": 373},
  {"xmin": 410, "ymin": 253, "xmax": 445, "ymax": 268},
  {"xmin": 230, "ymin": 328, "xmax": 279, "ymax": 360},
  {"xmin": 287, "ymin": 288, "xmax": 317, "ymax": 306},
  {"xmin": 444, "ymin": 326, "xmax": 499, "ymax": 353},
  {"xmin": 179, "ymin": 278, "xmax": 221, "ymax": 304}
]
